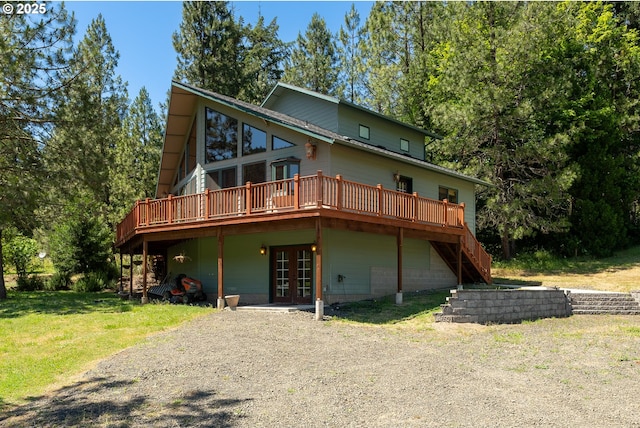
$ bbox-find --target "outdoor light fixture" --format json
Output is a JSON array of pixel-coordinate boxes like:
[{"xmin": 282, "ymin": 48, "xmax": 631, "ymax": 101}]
[
  {"xmin": 393, "ymin": 171, "xmax": 401, "ymax": 183},
  {"xmin": 311, "ymin": 243, "xmax": 317, "ymax": 252},
  {"xmin": 260, "ymin": 245, "xmax": 267, "ymax": 255},
  {"xmin": 305, "ymin": 140, "xmax": 317, "ymax": 160}
]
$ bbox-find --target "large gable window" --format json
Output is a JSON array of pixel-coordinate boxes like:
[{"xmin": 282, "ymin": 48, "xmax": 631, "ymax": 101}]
[
  {"xmin": 272, "ymin": 135, "xmax": 295, "ymax": 150},
  {"xmin": 205, "ymin": 107, "xmax": 237, "ymax": 163},
  {"xmin": 242, "ymin": 124, "xmax": 267, "ymax": 155}
]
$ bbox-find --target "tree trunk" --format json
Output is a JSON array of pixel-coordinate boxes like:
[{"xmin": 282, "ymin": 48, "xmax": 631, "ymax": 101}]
[
  {"xmin": 0, "ymin": 229, "xmax": 7, "ymax": 299},
  {"xmin": 501, "ymin": 228, "xmax": 513, "ymax": 260}
]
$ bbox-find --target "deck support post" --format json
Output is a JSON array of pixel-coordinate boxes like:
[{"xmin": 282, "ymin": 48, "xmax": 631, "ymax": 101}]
[
  {"xmin": 315, "ymin": 218, "xmax": 324, "ymax": 321},
  {"xmin": 141, "ymin": 239, "xmax": 149, "ymax": 304},
  {"xmin": 217, "ymin": 232, "xmax": 225, "ymax": 310},
  {"xmin": 396, "ymin": 227, "xmax": 403, "ymax": 305},
  {"xmin": 128, "ymin": 251, "xmax": 134, "ymax": 299},
  {"xmin": 119, "ymin": 252, "xmax": 123, "ymax": 293},
  {"xmin": 457, "ymin": 237, "xmax": 463, "ymax": 290}
]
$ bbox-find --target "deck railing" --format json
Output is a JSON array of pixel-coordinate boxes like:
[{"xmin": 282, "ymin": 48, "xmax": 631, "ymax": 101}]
[{"xmin": 115, "ymin": 171, "xmax": 490, "ymax": 280}]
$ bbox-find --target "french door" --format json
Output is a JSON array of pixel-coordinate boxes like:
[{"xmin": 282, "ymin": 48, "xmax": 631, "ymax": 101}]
[{"xmin": 272, "ymin": 246, "xmax": 313, "ymax": 304}]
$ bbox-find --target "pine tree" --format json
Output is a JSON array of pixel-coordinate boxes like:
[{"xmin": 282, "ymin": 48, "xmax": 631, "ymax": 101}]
[
  {"xmin": 282, "ymin": 13, "xmax": 338, "ymax": 95},
  {"xmin": 173, "ymin": 1, "xmax": 244, "ymax": 97},
  {"xmin": 110, "ymin": 88, "xmax": 163, "ymax": 225},
  {"xmin": 45, "ymin": 14, "xmax": 128, "ymax": 225},
  {"xmin": 337, "ymin": 4, "xmax": 365, "ymax": 103},
  {"xmin": 0, "ymin": 5, "xmax": 75, "ymax": 298},
  {"xmin": 239, "ymin": 15, "xmax": 289, "ymax": 103}
]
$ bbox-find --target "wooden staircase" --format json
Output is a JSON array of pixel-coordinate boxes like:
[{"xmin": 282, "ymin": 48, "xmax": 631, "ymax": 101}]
[{"xmin": 431, "ymin": 224, "xmax": 492, "ymax": 285}]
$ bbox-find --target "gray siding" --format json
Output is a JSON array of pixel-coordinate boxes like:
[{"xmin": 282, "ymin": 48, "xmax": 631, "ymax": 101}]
[
  {"xmin": 338, "ymin": 104, "xmax": 426, "ymax": 160},
  {"xmin": 267, "ymin": 91, "xmax": 338, "ymax": 132}
]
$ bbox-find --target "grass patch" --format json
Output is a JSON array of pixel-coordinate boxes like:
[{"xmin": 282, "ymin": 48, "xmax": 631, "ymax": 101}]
[
  {"xmin": 0, "ymin": 290, "xmax": 211, "ymax": 408},
  {"xmin": 492, "ymin": 245, "xmax": 640, "ymax": 292},
  {"xmin": 331, "ymin": 290, "xmax": 449, "ymax": 326}
]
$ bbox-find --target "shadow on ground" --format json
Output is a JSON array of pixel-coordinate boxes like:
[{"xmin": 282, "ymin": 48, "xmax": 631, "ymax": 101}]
[{"xmin": 0, "ymin": 376, "xmax": 250, "ymax": 427}]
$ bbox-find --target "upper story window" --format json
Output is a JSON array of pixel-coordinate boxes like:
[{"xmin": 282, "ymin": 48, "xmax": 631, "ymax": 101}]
[
  {"xmin": 400, "ymin": 138, "xmax": 410, "ymax": 152},
  {"xmin": 205, "ymin": 107, "xmax": 237, "ymax": 163},
  {"xmin": 439, "ymin": 186, "xmax": 458, "ymax": 204},
  {"xmin": 273, "ymin": 135, "xmax": 295, "ymax": 150},
  {"xmin": 242, "ymin": 124, "xmax": 267, "ymax": 156},
  {"xmin": 206, "ymin": 166, "xmax": 237, "ymax": 190},
  {"xmin": 359, "ymin": 124, "xmax": 370, "ymax": 140}
]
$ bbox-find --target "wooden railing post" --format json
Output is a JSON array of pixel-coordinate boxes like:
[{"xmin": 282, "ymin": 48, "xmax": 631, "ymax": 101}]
[
  {"xmin": 459, "ymin": 202, "xmax": 465, "ymax": 227},
  {"xmin": 204, "ymin": 189, "xmax": 210, "ymax": 219},
  {"xmin": 134, "ymin": 200, "xmax": 141, "ymax": 228},
  {"xmin": 336, "ymin": 174, "xmax": 343, "ymax": 211},
  {"xmin": 294, "ymin": 174, "xmax": 300, "ymax": 210},
  {"xmin": 377, "ymin": 184, "xmax": 383, "ymax": 216},
  {"xmin": 167, "ymin": 195, "xmax": 173, "ymax": 224},
  {"xmin": 412, "ymin": 192, "xmax": 418, "ymax": 222},
  {"xmin": 245, "ymin": 182, "xmax": 252, "ymax": 215},
  {"xmin": 443, "ymin": 199, "xmax": 448, "ymax": 226},
  {"xmin": 316, "ymin": 170, "xmax": 323, "ymax": 207},
  {"xmin": 144, "ymin": 198, "xmax": 151, "ymax": 226}
]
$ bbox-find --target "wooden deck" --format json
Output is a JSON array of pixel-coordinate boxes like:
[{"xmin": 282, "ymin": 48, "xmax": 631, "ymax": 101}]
[{"xmin": 115, "ymin": 171, "xmax": 492, "ymax": 284}]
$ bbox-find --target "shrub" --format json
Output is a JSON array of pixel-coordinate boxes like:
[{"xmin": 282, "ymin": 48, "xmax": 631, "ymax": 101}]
[
  {"xmin": 45, "ymin": 272, "xmax": 71, "ymax": 291},
  {"xmin": 16, "ymin": 275, "xmax": 45, "ymax": 291},
  {"xmin": 73, "ymin": 271, "xmax": 113, "ymax": 293},
  {"xmin": 4, "ymin": 233, "xmax": 38, "ymax": 278}
]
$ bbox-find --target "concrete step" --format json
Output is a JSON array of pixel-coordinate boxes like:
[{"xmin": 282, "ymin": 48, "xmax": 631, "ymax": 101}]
[{"xmin": 572, "ymin": 309, "xmax": 640, "ymax": 315}]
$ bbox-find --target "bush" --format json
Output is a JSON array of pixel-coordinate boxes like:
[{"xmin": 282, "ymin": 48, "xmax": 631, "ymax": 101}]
[
  {"xmin": 3, "ymin": 233, "xmax": 38, "ymax": 278},
  {"xmin": 16, "ymin": 275, "xmax": 45, "ymax": 291},
  {"xmin": 45, "ymin": 272, "xmax": 71, "ymax": 291},
  {"xmin": 73, "ymin": 271, "xmax": 113, "ymax": 292}
]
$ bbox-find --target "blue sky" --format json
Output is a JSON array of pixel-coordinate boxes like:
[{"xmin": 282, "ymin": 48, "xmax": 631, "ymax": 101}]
[{"xmin": 61, "ymin": 1, "xmax": 374, "ymax": 110}]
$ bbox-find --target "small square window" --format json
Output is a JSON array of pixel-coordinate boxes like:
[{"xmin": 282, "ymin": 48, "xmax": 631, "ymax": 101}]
[
  {"xmin": 359, "ymin": 125, "xmax": 370, "ymax": 140},
  {"xmin": 438, "ymin": 186, "xmax": 458, "ymax": 204},
  {"xmin": 400, "ymin": 139, "xmax": 410, "ymax": 152}
]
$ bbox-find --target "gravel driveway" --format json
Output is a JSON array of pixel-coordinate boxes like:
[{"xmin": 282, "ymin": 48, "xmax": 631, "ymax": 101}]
[{"xmin": 3, "ymin": 309, "xmax": 639, "ymax": 427}]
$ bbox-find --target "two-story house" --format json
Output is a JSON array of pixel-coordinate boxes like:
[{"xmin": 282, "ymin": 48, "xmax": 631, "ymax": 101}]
[{"xmin": 115, "ymin": 81, "xmax": 492, "ymax": 319}]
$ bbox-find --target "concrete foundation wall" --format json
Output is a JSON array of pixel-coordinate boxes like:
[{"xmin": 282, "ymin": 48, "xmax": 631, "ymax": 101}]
[{"xmin": 436, "ymin": 289, "xmax": 572, "ymax": 324}]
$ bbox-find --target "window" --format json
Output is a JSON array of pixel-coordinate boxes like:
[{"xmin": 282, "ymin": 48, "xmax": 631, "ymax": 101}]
[
  {"xmin": 439, "ymin": 186, "xmax": 458, "ymax": 204},
  {"xmin": 359, "ymin": 124, "xmax": 370, "ymax": 140},
  {"xmin": 242, "ymin": 124, "xmax": 267, "ymax": 155},
  {"xmin": 272, "ymin": 135, "xmax": 295, "ymax": 150},
  {"xmin": 243, "ymin": 161, "xmax": 266, "ymax": 184},
  {"xmin": 400, "ymin": 138, "xmax": 410, "ymax": 152},
  {"xmin": 206, "ymin": 167, "xmax": 237, "ymax": 190},
  {"xmin": 271, "ymin": 158, "xmax": 300, "ymax": 180},
  {"xmin": 396, "ymin": 176, "xmax": 413, "ymax": 194},
  {"xmin": 205, "ymin": 107, "xmax": 237, "ymax": 163}
]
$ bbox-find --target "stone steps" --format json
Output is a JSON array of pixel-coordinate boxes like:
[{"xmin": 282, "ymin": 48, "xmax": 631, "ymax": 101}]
[{"xmin": 569, "ymin": 292, "xmax": 640, "ymax": 315}]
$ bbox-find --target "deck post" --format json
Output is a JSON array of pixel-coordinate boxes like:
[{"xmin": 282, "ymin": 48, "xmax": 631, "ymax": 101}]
[
  {"xmin": 459, "ymin": 202, "xmax": 465, "ymax": 227},
  {"xmin": 167, "ymin": 195, "xmax": 173, "ymax": 224},
  {"xmin": 217, "ymin": 232, "xmax": 225, "ymax": 310},
  {"xmin": 245, "ymin": 182, "xmax": 252, "ymax": 215},
  {"xmin": 377, "ymin": 184, "xmax": 383, "ymax": 216},
  {"xmin": 396, "ymin": 227, "xmax": 403, "ymax": 305},
  {"xmin": 204, "ymin": 189, "xmax": 210, "ymax": 219},
  {"xmin": 457, "ymin": 236, "xmax": 463, "ymax": 290},
  {"xmin": 315, "ymin": 218, "xmax": 324, "ymax": 321},
  {"xmin": 316, "ymin": 170, "xmax": 323, "ymax": 207},
  {"xmin": 141, "ymin": 239, "xmax": 149, "ymax": 304},
  {"xmin": 443, "ymin": 199, "xmax": 448, "ymax": 226},
  {"xmin": 120, "ymin": 250, "xmax": 123, "ymax": 293},
  {"xmin": 336, "ymin": 174, "xmax": 343, "ymax": 210},
  {"xmin": 293, "ymin": 174, "xmax": 300, "ymax": 210},
  {"xmin": 128, "ymin": 251, "xmax": 134, "ymax": 299}
]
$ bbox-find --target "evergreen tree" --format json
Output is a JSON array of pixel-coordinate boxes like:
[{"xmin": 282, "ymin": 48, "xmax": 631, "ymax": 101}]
[
  {"xmin": 337, "ymin": 3, "xmax": 365, "ymax": 104},
  {"xmin": 45, "ymin": 15, "xmax": 128, "ymax": 223},
  {"xmin": 173, "ymin": 1, "xmax": 244, "ymax": 97},
  {"xmin": 0, "ymin": 5, "xmax": 75, "ymax": 298},
  {"xmin": 239, "ymin": 15, "xmax": 289, "ymax": 103},
  {"xmin": 427, "ymin": 2, "xmax": 577, "ymax": 259},
  {"xmin": 282, "ymin": 13, "xmax": 338, "ymax": 95},
  {"xmin": 110, "ymin": 88, "xmax": 163, "ymax": 225}
]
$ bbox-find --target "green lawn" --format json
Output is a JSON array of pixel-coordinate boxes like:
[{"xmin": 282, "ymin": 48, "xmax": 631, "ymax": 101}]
[{"xmin": 0, "ymin": 291, "xmax": 211, "ymax": 409}]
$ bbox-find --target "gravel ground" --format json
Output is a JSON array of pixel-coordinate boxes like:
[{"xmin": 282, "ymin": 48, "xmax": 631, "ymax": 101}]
[{"xmin": 2, "ymin": 309, "xmax": 640, "ymax": 427}]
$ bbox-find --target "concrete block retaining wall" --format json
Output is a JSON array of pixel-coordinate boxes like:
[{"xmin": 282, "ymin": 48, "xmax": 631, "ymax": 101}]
[{"xmin": 436, "ymin": 289, "xmax": 572, "ymax": 324}]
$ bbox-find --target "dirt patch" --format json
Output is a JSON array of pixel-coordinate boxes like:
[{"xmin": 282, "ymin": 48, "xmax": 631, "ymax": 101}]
[{"xmin": 2, "ymin": 310, "xmax": 639, "ymax": 427}]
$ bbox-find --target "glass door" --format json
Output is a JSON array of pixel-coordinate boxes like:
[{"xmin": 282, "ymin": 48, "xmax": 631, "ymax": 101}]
[{"xmin": 272, "ymin": 246, "xmax": 313, "ymax": 304}]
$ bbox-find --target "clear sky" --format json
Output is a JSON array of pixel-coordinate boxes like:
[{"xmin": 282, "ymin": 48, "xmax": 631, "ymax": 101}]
[{"xmin": 59, "ymin": 1, "xmax": 374, "ymax": 111}]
